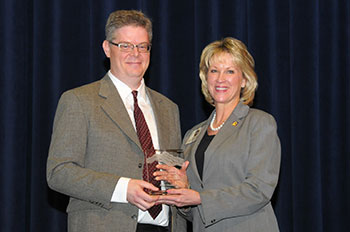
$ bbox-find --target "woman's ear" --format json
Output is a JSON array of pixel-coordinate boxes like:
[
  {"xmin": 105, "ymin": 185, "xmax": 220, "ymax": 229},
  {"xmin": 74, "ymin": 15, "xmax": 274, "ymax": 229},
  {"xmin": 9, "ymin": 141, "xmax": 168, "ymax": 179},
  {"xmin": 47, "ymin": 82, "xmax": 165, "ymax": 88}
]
[{"xmin": 241, "ymin": 77, "xmax": 247, "ymax": 88}]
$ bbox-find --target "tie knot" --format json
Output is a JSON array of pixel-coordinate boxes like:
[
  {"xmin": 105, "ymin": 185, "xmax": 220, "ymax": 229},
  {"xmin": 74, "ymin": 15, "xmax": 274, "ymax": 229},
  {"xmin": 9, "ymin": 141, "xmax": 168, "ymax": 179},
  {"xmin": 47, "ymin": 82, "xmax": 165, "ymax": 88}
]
[{"xmin": 132, "ymin": 91, "xmax": 138, "ymax": 103}]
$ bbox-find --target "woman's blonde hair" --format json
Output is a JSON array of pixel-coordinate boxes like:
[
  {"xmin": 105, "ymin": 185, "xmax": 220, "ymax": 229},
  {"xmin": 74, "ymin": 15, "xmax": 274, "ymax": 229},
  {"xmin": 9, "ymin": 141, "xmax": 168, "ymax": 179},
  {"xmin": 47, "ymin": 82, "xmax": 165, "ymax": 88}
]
[{"xmin": 199, "ymin": 37, "xmax": 258, "ymax": 106}]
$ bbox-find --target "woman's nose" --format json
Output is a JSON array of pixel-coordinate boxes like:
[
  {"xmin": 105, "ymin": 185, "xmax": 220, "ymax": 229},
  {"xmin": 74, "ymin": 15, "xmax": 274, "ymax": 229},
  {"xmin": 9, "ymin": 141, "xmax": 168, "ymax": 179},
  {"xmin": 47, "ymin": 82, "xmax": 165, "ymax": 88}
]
[{"xmin": 217, "ymin": 72, "xmax": 225, "ymax": 81}]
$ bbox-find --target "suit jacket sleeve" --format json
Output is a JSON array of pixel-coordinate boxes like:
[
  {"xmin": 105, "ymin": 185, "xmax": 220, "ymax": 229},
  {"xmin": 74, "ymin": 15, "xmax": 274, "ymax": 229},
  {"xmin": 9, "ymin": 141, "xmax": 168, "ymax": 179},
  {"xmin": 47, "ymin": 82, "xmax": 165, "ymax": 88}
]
[{"xmin": 47, "ymin": 91, "xmax": 118, "ymax": 209}]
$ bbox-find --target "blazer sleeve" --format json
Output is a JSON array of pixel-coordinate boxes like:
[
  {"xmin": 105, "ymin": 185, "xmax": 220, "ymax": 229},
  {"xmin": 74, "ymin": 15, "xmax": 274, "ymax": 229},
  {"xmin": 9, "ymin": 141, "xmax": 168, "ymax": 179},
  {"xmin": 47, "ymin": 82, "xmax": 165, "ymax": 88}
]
[
  {"xmin": 197, "ymin": 113, "xmax": 281, "ymax": 226},
  {"xmin": 46, "ymin": 91, "xmax": 118, "ymax": 209}
]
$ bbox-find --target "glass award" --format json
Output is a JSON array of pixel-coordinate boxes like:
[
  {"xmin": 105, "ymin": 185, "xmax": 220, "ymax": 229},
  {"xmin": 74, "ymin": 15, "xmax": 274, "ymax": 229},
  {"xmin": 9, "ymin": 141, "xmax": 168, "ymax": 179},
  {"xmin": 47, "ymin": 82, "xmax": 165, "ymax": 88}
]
[{"xmin": 146, "ymin": 149, "xmax": 184, "ymax": 195}]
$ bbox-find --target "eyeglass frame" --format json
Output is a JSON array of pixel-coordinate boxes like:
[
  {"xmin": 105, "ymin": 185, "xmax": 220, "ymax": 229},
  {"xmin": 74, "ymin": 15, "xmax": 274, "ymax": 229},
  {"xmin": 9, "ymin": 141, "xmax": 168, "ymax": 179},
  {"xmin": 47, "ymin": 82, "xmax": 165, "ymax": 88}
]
[{"xmin": 108, "ymin": 41, "xmax": 152, "ymax": 53}]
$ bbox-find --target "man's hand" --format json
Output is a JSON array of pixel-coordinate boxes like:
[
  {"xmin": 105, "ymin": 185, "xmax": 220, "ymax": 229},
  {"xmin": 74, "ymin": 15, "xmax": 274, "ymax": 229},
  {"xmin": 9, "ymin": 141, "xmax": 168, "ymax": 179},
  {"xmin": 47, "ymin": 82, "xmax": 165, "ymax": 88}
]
[{"xmin": 127, "ymin": 179, "xmax": 159, "ymax": 211}]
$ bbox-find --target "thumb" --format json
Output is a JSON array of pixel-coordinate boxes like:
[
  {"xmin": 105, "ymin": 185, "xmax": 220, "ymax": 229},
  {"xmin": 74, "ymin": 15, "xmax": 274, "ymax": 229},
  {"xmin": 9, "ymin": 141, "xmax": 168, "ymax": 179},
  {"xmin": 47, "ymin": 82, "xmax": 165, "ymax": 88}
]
[{"xmin": 181, "ymin": 161, "xmax": 190, "ymax": 171}]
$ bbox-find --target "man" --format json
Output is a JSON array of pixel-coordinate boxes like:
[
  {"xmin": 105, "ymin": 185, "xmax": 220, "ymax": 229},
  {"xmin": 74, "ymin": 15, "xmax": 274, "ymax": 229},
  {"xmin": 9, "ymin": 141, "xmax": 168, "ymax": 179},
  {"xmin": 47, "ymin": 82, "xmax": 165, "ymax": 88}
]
[{"xmin": 47, "ymin": 10, "xmax": 186, "ymax": 232}]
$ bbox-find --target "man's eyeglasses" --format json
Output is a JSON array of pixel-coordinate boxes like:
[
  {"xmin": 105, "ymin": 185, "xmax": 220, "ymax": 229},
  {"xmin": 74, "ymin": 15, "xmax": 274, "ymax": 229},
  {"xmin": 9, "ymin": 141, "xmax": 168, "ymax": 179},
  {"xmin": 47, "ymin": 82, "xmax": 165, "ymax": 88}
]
[{"xmin": 109, "ymin": 41, "xmax": 151, "ymax": 53}]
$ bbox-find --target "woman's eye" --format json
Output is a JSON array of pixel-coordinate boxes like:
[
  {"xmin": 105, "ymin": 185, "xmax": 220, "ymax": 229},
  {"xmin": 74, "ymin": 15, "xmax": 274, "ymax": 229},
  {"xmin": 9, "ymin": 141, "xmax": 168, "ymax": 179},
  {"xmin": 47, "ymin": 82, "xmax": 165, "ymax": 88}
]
[
  {"xmin": 209, "ymin": 69, "xmax": 217, "ymax": 73},
  {"xmin": 227, "ymin": 70, "xmax": 235, "ymax": 74}
]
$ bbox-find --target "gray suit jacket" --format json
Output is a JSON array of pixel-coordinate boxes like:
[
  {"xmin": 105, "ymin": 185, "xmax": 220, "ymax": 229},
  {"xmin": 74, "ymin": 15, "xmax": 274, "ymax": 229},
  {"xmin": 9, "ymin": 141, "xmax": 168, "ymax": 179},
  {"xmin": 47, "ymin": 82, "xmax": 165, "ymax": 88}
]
[
  {"xmin": 47, "ymin": 74, "xmax": 186, "ymax": 232},
  {"xmin": 180, "ymin": 102, "xmax": 280, "ymax": 232}
]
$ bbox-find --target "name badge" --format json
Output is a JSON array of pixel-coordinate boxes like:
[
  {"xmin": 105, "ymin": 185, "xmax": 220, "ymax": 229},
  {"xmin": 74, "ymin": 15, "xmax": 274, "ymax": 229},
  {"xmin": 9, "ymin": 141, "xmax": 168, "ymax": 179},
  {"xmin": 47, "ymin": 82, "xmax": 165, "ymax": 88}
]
[{"xmin": 185, "ymin": 128, "xmax": 201, "ymax": 144}]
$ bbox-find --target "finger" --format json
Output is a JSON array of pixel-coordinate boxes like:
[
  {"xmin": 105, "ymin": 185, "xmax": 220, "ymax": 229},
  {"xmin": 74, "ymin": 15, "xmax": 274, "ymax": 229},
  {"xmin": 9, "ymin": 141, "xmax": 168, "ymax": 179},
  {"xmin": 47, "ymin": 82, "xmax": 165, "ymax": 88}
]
[
  {"xmin": 155, "ymin": 200, "xmax": 174, "ymax": 205},
  {"xmin": 137, "ymin": 199, "xmax": 156, "ymax": 210},
  {"xmin": 166, "ymin": 188, "xmax": 183, "ymax": 195},
  {"xmin": 154, "ymin": 175, "xmax": 167, "ymax": 181},
  {"xmin": 155, "ymin": 199, "xmax": 176, "ymax": 205},
  {"xmin": 156, "ymin": 198, "xmax": 184, "ymax": 208},
  {"xmin": 136, "ymin": 203, "xmax": 147, "ymax": 211},
  {"xmin": 143, "ymin": 193, "xmax": 161, "ymax": 202},
  {"xmin": 181, "ymin": 161, "xmax": 190, "ymax": 171},
  {"xmin": 153, "ymin": 170, "xmax": 168, "ymax": 177},
  {"xmin": 158, "ymin": 194, "xmax": 179, "ymax": 201},
  {"xmin": 156, "ymin": 197, "xmax": 177, "ymax": 205},
  {"xmin": 135, "ymin": 192, "xmax": 159, "ymax": 209},
  {"xmin": 140, "ymin": 181, "xmax": 159, "ymax": 191},
  {"xmin": 153, "ymin": 170, "xmax": 171, "ymax": 180},
  {"xmin": 156, "ymin": 164, "xmax": 173, "ymax": 171}
]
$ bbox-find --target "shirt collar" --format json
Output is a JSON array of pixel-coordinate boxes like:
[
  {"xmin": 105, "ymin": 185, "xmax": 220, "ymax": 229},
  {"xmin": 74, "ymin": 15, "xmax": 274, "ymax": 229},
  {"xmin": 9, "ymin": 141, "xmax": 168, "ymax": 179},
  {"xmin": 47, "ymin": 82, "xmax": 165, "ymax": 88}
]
[{"xmin": 108, "ymin": 70, "xmax": 147, "ymax": 102}]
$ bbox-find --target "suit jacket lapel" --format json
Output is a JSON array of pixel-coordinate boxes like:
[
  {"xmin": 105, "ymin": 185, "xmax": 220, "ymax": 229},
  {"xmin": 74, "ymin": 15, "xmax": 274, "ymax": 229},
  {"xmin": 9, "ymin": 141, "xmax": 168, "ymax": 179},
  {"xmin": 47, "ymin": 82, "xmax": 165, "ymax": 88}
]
[
  {"xmin": 186, "ymin": 121, "xmax": 210, "ymax": 184},
  {"xmin": 203, "ymin": 102, "xmax": 250, "ymax": 182},
  {"xmin": 99, "ymin": 75, "xmax": 142, "ymax": 150},
  {"xmin": 147, "ymin": 88, "xmax": 171, "ymax": 150}
]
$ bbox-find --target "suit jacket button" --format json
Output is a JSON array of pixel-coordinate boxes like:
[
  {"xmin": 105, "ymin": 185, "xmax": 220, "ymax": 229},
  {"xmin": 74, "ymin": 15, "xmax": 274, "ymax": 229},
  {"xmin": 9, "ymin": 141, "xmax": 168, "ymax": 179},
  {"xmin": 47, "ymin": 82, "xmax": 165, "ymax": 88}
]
[
  {"xmin": 138, "ymin": 163, "xmax": 142, "ymax": 168},
  {"xmin": 211, "ymin": 219, "xmax": 216, "ymax": 223},
  {"xmin": 131, "ymin": 215, "xmax": 137, "ymax": 220}
]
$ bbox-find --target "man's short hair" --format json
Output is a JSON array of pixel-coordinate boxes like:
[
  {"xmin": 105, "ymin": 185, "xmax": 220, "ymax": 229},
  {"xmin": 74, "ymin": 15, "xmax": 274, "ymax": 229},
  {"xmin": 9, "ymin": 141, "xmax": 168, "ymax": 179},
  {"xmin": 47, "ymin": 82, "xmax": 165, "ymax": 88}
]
[{"xmin": 105, "ymin": 10, "xmax": 152, "ymax": 42}]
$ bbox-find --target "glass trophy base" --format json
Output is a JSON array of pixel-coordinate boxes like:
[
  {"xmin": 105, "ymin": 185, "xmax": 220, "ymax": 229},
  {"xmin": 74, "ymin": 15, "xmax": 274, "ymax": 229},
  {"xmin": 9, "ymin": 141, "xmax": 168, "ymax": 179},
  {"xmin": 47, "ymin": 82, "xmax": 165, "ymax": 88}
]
[
  {"xmin": 149, "ymin": 190, "xmax": 168, "ymax": 196},
  {"xmin": 149, "ymin": 190, "xmax": 168, "ymax": 195}
]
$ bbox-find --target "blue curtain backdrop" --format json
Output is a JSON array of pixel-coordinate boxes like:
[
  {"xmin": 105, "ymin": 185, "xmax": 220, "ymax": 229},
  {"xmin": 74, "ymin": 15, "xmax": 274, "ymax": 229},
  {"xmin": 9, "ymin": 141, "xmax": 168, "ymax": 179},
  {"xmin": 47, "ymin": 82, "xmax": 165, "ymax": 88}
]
[{"xmin": 0, "ymin": 0, "xmax": 349, "ymax": 231}]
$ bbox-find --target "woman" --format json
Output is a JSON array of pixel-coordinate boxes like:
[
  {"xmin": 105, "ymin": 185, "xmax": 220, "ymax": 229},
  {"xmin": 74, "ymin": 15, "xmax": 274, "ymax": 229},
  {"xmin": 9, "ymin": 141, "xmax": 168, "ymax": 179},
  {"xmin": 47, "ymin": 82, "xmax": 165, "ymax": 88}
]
[{"xmin": 154, "ymin": 37, "xmax": 281, "ymax": 231}]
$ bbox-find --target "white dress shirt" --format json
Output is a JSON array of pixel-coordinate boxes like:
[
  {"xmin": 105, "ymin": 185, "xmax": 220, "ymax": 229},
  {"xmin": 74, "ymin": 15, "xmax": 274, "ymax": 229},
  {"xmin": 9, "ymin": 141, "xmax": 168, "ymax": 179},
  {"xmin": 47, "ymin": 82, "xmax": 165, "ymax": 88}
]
[{"xmin": 108, "ymin": 71, "xmax": 169, "ymax": 226}]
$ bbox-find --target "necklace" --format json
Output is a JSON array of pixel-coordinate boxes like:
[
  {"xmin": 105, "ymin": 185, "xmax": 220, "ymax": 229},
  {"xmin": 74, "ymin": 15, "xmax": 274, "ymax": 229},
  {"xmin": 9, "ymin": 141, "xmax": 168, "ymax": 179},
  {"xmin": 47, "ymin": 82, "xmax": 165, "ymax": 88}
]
[{"xmin": 210, "ymin": 112, "xmax": 225, "ymax": 131}]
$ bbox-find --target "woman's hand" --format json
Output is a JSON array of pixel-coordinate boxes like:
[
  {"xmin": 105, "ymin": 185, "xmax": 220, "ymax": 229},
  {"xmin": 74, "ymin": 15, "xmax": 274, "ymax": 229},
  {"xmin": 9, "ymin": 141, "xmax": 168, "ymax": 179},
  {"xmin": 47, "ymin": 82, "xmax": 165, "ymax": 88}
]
[
  {"xmin": 154, "ymin": 161, "xmax": 190, "ymax": 189},
  {"xmin": 155, "ymin": 188, "xmax": 201, "ymax": 207}
]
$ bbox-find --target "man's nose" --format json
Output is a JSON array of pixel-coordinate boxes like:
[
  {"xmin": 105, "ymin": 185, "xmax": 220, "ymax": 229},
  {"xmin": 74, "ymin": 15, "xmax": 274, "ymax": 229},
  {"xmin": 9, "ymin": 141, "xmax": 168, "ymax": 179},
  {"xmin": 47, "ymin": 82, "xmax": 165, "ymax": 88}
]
[{"xmin": 131, "ymin": 46, "xmax": 140, "ymax": 56}]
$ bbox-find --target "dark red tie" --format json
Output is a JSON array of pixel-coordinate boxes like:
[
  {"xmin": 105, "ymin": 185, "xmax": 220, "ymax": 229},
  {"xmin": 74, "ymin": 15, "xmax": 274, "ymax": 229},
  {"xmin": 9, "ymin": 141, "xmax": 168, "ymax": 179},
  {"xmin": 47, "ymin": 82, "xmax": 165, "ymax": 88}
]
[{"xmin": 132, "ymin": 91, "xmax": 162, "ymax": 219}]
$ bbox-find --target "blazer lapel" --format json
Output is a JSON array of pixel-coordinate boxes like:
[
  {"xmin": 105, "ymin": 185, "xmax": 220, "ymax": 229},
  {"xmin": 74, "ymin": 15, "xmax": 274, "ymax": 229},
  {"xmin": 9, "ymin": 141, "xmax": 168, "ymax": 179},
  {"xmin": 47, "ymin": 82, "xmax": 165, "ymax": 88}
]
[
  {"xmin": 99, "ymin": 75, "xmax": 142, "ymax": 150},
  {"xmin": 202, "ymin": 103, "xmax": 249, "ymax": 182},
  {"xmin": 147, "ymin": 88, "xmax": 166, "ymax": 149},
  {"xmin": 147, "ymin": 87, "xmax": 181, "ymax": 151},
  {"xmin": 186, "ymin": 121, "xmax": 210, "ymax": 184}
]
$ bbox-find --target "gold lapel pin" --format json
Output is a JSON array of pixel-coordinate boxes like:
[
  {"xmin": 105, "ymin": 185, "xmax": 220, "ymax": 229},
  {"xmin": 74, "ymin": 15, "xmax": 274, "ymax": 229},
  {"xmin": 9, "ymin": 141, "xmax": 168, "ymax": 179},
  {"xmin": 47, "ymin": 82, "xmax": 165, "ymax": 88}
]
[{"xmin": 232, "ymin": 121, "xmax": 238, "ymax": 127}]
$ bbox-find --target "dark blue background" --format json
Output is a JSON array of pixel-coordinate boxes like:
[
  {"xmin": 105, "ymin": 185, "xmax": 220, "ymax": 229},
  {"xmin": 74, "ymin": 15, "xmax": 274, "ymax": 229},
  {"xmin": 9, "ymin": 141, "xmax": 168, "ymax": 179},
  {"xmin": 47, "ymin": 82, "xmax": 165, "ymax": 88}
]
[{"xmin": 0, "ymin": 0, "xmax": 349, "ymax": 231}]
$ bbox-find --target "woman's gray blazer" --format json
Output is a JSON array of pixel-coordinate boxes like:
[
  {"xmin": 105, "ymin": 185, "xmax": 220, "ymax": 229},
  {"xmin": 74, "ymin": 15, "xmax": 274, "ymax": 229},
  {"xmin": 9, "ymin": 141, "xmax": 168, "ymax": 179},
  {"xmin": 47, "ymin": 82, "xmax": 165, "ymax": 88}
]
[{"xmin": 180, "ymin": 102, "xmax": 281, "ymax": 232}]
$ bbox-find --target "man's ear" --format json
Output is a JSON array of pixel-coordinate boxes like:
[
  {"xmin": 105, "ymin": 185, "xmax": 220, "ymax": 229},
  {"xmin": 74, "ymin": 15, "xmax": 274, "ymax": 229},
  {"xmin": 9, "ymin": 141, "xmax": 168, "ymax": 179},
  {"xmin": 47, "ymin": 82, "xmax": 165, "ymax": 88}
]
[{"xmin": 102, "ymin": 40, "xmax": 111, "ymax": 58}]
